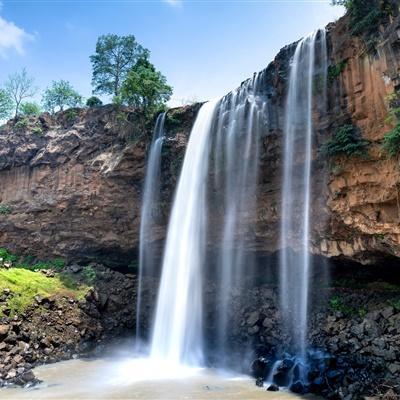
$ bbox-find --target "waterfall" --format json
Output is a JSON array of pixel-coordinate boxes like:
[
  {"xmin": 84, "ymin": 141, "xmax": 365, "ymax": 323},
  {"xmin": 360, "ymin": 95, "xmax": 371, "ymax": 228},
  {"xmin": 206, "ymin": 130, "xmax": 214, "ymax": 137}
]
[
  {"xmin": 212, "ymin": 72, "xmax": 267, "ymax": 360},
  {"xmin": 280, "ymin": 29, "xmax": 327, "ymax": 359},
  {"xmin": 136, "ymin": 113, "xmax": 166, "ymax": 342},
  {"xmin": 150, "ymin": 100, "xmax": 219, "ymax": 366}
]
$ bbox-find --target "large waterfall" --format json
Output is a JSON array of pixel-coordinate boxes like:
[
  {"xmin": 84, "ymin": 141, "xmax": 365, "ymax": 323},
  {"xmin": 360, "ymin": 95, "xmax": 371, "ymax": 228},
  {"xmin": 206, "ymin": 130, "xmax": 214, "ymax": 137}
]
[
  {"xmin": 280, "ymin": 29, "xmax": 327, "ymax": 359},
  {"xmin": 136, "ymin": 113, "xmax": 166, "ymax": 341},
  {"xmin": 137, "ymin": 28, "xmax": 327, "ymax": 384},
  {"xmin": 150, "ymin": 100, "xmax": 219, "ymax": 366}
]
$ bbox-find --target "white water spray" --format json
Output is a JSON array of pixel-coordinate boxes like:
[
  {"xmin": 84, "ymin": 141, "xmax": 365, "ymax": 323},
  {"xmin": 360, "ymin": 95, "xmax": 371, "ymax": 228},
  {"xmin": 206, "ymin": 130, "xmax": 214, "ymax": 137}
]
[
  {"xmin": 280, "ymin": 29, "xmax": 327, "ymax": 359},
  {"xmin": 136, "ymin": 113, "xmax": 166, "ymax": 341},
  {"xmin": 150, "ymin": 100, "xmax": 219, "ymax": 366}
]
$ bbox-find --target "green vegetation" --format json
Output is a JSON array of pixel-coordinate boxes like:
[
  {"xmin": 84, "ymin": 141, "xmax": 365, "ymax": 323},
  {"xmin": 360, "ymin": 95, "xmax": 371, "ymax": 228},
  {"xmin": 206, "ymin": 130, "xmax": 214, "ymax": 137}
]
[
  {"xmin": 90, "ymin": 34, "xmax": 149, "ymax": 97},
  {"xmin": 32, "ymin": 125, "xmax": 43, "ymax": 136},
  {"xmin": 82, "ymin": 266, "xmax": 96, "ymax": 284},
  {"xmin": 42, "ymin": 80, "xmax": 83, "ymax": 114},
  {"xmin": 65, "ymin": 108, "xmax": 78, "ymax": 123},
  {"xmin": 0, "ymin": 268, "xmax": 88, "ymax": 317},
  {"xmin": 14, "ymin": 117, "xmax": 29, "ymax": 130},
  {"xmin": 328, "ymin": 60, "xmax": 347, "ymax": 83},
  {"xmin": 120, "ymin": 58, "xmax": 172, "ymax": 118},
  {"xmin": 332, "ymin": 0, "xmax": 397, "ymax": 45},
  {"xmin": 382, "ymin": 124, "xmax": 400, "ymax": 157},
  {"xmin": 0, "ymin": 89, "xmax": 13, "ymax": 121},
  {"xmin": 390, "ymin": 298, "xmax": 400, "ymax": 312},
  {"xmin": 20, "ymin": 102, "xmax": 41, "ymax": 117},
  {"xmin": 0, "ymin": 204, "xmax": 12, "ymax": 215},
  {"xmin": 323, "ymin": 124, "xmax": 369, "ymax": 157},
  {"xmin": 330, "ymin": 295, "xmax": 368, "ymax": 317},
  {"xmin": 86, "ymin": 96, "xmax": 103, "ymax": 107},
  {"xmin": 4, "ymin": 68, "xmax": 37, "ymax": 117}
]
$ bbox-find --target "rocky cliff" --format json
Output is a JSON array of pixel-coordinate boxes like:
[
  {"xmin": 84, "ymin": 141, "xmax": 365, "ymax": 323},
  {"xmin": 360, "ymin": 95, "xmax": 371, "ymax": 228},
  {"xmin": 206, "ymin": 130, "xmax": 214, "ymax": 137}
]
[{"xmin": 1, "ymin": 13, "xmax": 400, "ymax": 267}]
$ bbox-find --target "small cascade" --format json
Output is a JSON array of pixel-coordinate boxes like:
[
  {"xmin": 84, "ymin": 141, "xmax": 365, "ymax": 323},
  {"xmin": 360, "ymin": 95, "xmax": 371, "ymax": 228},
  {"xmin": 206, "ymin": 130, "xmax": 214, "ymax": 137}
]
[
  {"xmin": 150, "ymin": 100, "xmax": 219, "ymax": 366},
  {"xmin": 136, "ymin": 113, "xmax": 166, "ymax": 342},
  {"xmin": 279, "ymin": 28, "xmax": 327, "ymax": 364}
]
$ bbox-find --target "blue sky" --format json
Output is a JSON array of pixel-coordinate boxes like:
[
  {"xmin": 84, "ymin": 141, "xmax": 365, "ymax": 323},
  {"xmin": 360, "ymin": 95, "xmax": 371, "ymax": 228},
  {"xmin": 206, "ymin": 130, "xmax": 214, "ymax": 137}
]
[{"xmin": 0, "ymin": 0, "xmax": 344, "ymax": 107}]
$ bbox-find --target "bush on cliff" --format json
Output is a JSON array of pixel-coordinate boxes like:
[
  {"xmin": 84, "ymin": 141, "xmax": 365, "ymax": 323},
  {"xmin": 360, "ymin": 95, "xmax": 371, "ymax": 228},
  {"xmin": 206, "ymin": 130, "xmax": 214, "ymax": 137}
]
[
  {"xmin": 323, "ymin": 124, "xmax": 369, "ymax": 157},
  {"xmin": 382, "ymin": 124, "xmax": 400, "ymax": 157},
  {"xmin": 42, "ymin": 80, "xmax": 83, "ymax": 114}
]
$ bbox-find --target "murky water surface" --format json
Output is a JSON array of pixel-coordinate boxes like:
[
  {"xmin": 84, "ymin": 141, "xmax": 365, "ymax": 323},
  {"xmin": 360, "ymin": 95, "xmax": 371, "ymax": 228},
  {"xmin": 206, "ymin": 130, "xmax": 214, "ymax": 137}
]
[{"xmin": 0, "ymin": 357, "xmax": 310, "ymax": 400}]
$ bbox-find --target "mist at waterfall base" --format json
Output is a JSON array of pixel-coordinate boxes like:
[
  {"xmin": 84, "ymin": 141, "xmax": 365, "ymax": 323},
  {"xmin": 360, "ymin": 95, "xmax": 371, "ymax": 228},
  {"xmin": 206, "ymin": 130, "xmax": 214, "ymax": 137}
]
[{"xmin": 132, "ymin": 29, "xmax": 329, "ymax": 391}]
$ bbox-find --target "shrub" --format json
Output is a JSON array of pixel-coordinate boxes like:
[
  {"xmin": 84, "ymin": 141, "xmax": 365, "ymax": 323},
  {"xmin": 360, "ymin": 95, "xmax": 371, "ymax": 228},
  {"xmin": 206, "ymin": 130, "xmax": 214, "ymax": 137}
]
[
  {"xmin": 65, "ymin": 109, "xmax": 78, "ymax": 122},
  {"xmin": 382, "ymin": 124, "xmax": 400, "ymax": 157},
  {"xmin": 0, "ymin": 204, "xmax": 12, "ymax": 215},
  {"xmin": 323, "ymin": 124, "xmax": 369, "ymax": 157},
  {"xmin": 82, "ymin": 266, "xmax": 96, "ymax": 284},
  {"xmin": 328, "ymin": 60, "xmax": 347, "ymax": 83},
  {"xmin": 32, "ymin": 126, "xmax": 43, "ymax": 136},
  {"xmin": 20, "ymin": 102, "xmax": 41, "ymax": 117},
  {"xmin": 86, "ymin": 96, "xmax": 103, "ymax": 107},
  {"xmin": 14, "ymin": 117, "xmax": 29, "ymax": 130}
]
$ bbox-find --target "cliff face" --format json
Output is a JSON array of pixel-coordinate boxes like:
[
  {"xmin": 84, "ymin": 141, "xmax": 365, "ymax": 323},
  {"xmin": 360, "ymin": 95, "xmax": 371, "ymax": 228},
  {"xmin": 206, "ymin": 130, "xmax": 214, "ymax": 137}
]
[{"xmin": 1, "ymin": 14, "xmax": 400, "ymax": 267}]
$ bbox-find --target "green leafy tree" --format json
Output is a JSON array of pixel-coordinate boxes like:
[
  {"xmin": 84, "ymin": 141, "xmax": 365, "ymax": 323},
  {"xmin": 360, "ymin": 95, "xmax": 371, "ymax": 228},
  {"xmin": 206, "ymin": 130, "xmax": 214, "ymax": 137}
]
[
  {"xmin": 120, "ymin": 59, "xmax": 172, "ymax": 116},
  {"xmin": 86, "ymin": 96, "xmax": 103, "ymax": 107},
  {"xmin": 20, "ymin": 102, "xmax": 41, "ymax": 116},
  {"xmin": 0, "ymin": 89, "xmax": 13, "ymax": 121},
  {"xmin": 90, "ymin": 34, "xmax": 149, "ymax": 97},
  {"xmin": 42, "ymin": 80, "xmax": 83, "ymax": 114},
  {"xmin": 5, "ymin": 68, "xmax": 37, "ymax": 117}
]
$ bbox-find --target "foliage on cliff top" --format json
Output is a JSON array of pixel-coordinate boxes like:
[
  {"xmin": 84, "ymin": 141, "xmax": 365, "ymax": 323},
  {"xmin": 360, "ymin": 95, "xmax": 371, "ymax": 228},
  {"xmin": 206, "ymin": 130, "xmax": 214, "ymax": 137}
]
[
  {"xmin": 332, "ymin": 0, "xmax": 397, "ymax": 39},
  {"xmin": 323, "ymin": 124, "xmax": 369, "ymax": 157},
  {"xmin": 0, "ymin": 268, "xmax": 88, "ymax": 317}
]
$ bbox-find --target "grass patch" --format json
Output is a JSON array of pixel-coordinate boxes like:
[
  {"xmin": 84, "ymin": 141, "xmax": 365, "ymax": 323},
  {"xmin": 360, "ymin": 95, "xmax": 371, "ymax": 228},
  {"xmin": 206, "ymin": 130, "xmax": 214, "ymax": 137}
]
[{"xmin": 0, "ymin": 268, "xmax": 89, "ymax": 317}]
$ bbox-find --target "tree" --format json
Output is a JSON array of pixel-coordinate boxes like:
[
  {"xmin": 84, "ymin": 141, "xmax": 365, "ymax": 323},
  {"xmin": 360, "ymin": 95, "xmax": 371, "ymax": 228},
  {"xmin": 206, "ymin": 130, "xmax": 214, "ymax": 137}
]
[
  {"xmin": 20, "ymin": 102, "xmax": 41, "ymax": 116},
  {"xmin": 0, "ymin": 89, "xmax": 13, "ymax": 121},
  {"xmin": 120, "ymin": 59, "xmax": 173, "ymax": 116},
  {"xmin": 90, "ymin": 34, "xmax": 149, "ymax": 97},
  {"xmin": 5, "ymin": 68, "xmax": 37, "ymax": 117},
  {"xmin": 86, "ymin": 96, "xmax": 103, "ymax": 107},
  {"xmin": 42, "ymin": 80, "xmax": 83, "ymax": 113}
]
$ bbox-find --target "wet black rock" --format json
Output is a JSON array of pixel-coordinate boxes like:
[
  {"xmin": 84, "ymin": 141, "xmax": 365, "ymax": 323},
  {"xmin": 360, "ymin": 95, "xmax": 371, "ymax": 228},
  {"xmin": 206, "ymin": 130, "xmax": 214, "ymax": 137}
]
[
  {"xmin": 266, "ymin": 383, "xmax": 279, "ymax": 392},
  {"xmin": 251, "ymin": 357, "xmax": 269, "ymax": 378},
  {"xmin": 290, "ymin": 380, "xmax": 307, "ymax": 394}
]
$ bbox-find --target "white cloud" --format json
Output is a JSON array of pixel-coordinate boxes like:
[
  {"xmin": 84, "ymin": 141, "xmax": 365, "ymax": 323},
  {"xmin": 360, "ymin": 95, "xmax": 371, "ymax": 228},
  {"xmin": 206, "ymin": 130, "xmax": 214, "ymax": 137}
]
[
  {"xmin": 0, "ymin": 13, "xmax": 34, "ymax": 58},
  {"xmin": 163, "ymin": 0, "xmax": 183, "ymax": 7}
]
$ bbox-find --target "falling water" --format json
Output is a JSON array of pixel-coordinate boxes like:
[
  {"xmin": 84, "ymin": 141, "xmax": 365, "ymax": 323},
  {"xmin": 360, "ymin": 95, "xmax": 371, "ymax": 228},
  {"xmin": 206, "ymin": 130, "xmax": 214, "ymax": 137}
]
[
  {"xmin": 280, "ymin": 29, "xmax": 327, "ymax": 360},
  {"xmin": 136, "ymin": 113, "xmax": 166, "ymax": 341},
  {"xmin": 150, "ymin": 100, "xmax": 219, "ymax": 366},
  {"xmin": 212, "ymin": 72, "xmax": 267, "ymax": 359}
]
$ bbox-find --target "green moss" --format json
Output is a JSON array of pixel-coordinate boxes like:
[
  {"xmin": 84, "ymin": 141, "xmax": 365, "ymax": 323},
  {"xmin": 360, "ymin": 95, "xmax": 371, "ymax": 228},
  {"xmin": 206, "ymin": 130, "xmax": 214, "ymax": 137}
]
[{"xmin": 0, "ymin": 268, "xmax": 89, "ymax": 317}]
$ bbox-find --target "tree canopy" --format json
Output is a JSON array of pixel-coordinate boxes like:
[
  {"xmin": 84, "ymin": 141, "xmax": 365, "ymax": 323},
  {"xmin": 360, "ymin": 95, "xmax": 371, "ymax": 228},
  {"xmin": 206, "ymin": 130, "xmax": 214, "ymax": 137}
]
[
  {"xmin": 42, "ymin": 80, "xmax": 83, "ymax": 114},
  {"xmin": 120, "ymin": 58, "xmax": 173, "ymax": 116},
  {"xmin": 90, "ymin": 34, "xmax": 149, "ymax": 97},
  {"xmin": 5, "ymin": 68, "xmax": 37, "ymax": 117}
]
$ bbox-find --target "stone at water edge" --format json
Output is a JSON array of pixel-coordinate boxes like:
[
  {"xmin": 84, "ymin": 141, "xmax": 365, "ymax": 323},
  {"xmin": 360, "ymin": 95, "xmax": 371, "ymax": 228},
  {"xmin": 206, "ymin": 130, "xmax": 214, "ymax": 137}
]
[
  {"xmin": 255, "ymin": 377, "xmax": 264, "ymax": 387},
  {"xmin": 251, "ymin": 357, "xmax": 269, "ymax": 378},
  {"xmin": 290, "ymin": 380, "xmax": 307, "ymax": 394},
  {"xmin": 266, "ymin": 384, "xmax": 279, "ymax": 392}
]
